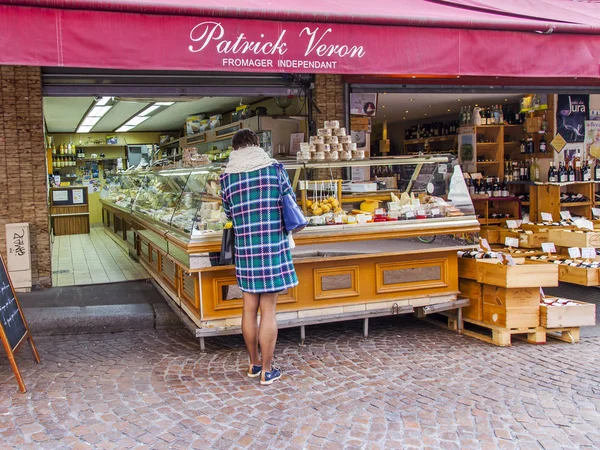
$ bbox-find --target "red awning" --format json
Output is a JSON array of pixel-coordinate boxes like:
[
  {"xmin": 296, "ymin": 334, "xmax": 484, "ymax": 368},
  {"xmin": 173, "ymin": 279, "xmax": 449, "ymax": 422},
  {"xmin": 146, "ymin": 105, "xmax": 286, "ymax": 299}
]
[
  {"xmin": 0, "ymin": 1, "xmax": 599, "ymax": 78},
  {"xmin": 2, "ymin": 0, "xmax": 600, "ymax": 32}
]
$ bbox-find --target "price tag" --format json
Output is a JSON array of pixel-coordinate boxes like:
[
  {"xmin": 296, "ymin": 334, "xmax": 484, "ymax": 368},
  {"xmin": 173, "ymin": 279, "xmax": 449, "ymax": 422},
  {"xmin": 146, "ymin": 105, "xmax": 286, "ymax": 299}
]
[
  {"xmin": 417, "ymin": 209, "xmax": 426, "ymax": 216},
  {"xmin": 582, "ymin": 247, "xmax": 596, "ymax": 259},
  {"xmin": 568, "ymin": 247, "xmax": 582, "ymax": 258},
  {"xmin": 504, "ymin": 237, "xmax": 519, "ymax": 248},
  {"xmin": 405, "ymin": 211, "xmax": 415, "ymax": 218},
  {"xmin": 506, "ymin": 220, "xmax": 519, "ymax": 230},
  {"xmin": 592, "ymin": 208, "xmax": 600, "ymax": 219},
  {"xmin": 541, "ymin": 212, "xmax": 554, "ymax": 222},
  {"xmin": 431, "ymin": 208, "xmax": 440, "ymax": 216},
  {"xmin": 412, "ymin": 198, "xmax": 420, "ymax": 206},
  {"xmin": 438, "ymin": 164, "xmax": 447, "ymax": 174},
  {"xmin": 574, "ymin": 218, "xmax": 594, "ymax": 231},
  {"xmin": 502, "ymin": 254, "xmax": 517, "ymax": 266},
  {"xmin": 541, "ymin": 243, "xmax": 556, "ymax": 253},
  {"xmin": 560, "ymin": 211, "xmax": 572, "ymax": 220},
  {"xmin": 480, "ymin": 238, "xmax": 491, "ymax": 251}
]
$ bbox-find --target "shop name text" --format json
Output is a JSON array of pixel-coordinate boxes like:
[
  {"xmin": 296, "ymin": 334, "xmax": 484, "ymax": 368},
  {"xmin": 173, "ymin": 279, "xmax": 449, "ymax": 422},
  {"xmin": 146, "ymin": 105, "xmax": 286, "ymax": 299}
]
[{"xmin": 189, "ymin": 22, "xmax": 366, "ymax": 63}]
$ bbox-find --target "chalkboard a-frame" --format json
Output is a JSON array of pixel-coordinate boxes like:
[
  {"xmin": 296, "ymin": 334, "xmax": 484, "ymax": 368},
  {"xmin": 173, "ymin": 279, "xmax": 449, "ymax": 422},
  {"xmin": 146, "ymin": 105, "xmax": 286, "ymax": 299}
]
[{"xmin": 0, "ymin": 253, "xmax": 40, "ymax": 393}]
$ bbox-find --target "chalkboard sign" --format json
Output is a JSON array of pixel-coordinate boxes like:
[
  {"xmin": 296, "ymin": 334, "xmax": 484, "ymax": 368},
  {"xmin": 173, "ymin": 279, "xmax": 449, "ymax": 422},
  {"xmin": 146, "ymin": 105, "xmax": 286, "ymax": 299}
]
[
  {"xmin": 0, "ymin": 264, "xmax": 26, "ymax": 351},
  {"xmin": 0, "ymin": 253, "xmax": 40, "ymax": 393}
]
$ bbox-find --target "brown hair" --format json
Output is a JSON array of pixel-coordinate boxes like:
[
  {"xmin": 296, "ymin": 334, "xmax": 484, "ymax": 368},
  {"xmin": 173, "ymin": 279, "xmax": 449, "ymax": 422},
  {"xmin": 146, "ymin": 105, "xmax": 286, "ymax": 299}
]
[{"xmin": 232, "ymin": 128, "xmax": 259, "ymax": 150}]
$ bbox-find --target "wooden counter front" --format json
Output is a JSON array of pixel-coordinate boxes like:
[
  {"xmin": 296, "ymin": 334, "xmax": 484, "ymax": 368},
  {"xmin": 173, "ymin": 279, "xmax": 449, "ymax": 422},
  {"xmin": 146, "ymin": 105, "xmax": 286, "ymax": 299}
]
[{"xmin": 50, "ymin": 187, "xmax": 90, "ymax": 236}]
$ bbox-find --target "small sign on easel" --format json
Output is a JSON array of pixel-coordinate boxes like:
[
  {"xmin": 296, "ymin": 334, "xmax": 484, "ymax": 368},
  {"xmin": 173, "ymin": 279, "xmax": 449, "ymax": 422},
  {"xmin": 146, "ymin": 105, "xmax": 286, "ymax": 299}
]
[{"xmin": 0, "ymin": 253, "xmax": 40, "ymax": 392}]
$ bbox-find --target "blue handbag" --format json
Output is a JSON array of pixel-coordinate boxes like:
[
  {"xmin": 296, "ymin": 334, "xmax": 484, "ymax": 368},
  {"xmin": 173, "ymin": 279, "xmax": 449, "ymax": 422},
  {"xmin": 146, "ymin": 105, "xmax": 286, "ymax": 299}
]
[{"xmin": 276, "ymin": 164, "xmax": 307, "ymax": 234}]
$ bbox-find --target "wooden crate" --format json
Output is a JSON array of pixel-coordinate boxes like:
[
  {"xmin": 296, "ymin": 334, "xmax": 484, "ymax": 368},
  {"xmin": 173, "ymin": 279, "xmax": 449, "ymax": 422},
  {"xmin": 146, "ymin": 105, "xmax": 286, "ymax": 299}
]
[
  {"xmin": 459, "ymin": 278, "xmax": 483, "ymax": 321},
  {"xmin": 476, "ymin": 259, "xmax": 558, "ymax": 288},
  {"xmin": 482, "ymin": 285, "xmax": 541, "ymax": 329},
  {"xmin": 458, "ymin": 258, "xmax": 477, "ymax": 280},
  {"xmin": 480, "ymin": 226, "xmax": 502, "ymax": 244},
  {"xmin": 548, "ymin": 229, "xmax": 600, "ymax": 248},
  {"xmin": 498, "ymin": 229, "xmax": 548, "ymax": 249},
  {"xmin": 558, "ymin": 264, "xmax": 600, "ymax": 286},
  {"xmin": 540, "ymin": 298, "xmax": 596, "ymax": 328},
  {"xmin": 521, "ymin": 223, "xmax": 575, "ymax": 233}
]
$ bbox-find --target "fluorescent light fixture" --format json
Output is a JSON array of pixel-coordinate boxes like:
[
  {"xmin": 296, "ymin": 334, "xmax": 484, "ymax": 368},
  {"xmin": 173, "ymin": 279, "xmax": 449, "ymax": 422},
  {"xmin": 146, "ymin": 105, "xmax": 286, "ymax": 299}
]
[
  {"xmin": 89, "ymin": 106, "xmax": 112, "ymax": 117},
  {"xmin": 155, "ymin": 102, "xmax": 175, "ymax": 106},
  {"xmin": 140, "ymin": 105, "xmax": 161, "ymax": 116},
  {"xmin": 116, "ymin": 125, "xmax": 134, "ymax": 132},
  {"xmin": 81, "ymin": 116, "xmax": 101, "ymax": 127},
  {"xmin": 125, "ymin": 116, "xmax": 149, "ymax": 126},
  {"xmin": 77, "ymin": 125, "xmax": 93, "ymax": 133},
  {"xmin": 95, "ymin": 97, "xmax": 112, "ymax": 106}
]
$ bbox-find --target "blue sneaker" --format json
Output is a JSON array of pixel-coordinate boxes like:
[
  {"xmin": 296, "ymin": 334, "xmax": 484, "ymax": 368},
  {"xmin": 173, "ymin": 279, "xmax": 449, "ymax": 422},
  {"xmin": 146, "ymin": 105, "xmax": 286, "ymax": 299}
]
[
  {"xmin": 260, "ymin": 367, "xmax": 282, "ymax": 385},
  {"xmin": 247, "ymin": 364, "xmax": 262, "ymax": 378}
]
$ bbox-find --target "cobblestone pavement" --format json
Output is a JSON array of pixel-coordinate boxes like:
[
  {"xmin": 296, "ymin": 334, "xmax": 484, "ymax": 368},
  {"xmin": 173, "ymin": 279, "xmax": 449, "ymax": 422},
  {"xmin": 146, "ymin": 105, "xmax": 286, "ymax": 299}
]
[{"xmin": 1, "ymin": 316, "xmax": 599, "ymax": 450}]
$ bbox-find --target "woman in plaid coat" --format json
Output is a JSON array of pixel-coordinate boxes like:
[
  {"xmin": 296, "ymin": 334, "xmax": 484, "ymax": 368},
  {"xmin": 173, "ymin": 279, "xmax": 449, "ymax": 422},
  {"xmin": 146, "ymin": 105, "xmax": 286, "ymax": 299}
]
[{"xmin": 220, "ymin": 129, "xmax": 298, "ymax": 385}]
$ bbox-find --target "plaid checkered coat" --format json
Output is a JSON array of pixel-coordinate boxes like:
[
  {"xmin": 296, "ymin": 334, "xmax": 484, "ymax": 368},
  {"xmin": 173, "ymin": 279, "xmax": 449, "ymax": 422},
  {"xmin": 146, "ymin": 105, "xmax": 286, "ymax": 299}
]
[{"xmin": 220, "ymin": 164, "xmax": 298, "ymax": 293}]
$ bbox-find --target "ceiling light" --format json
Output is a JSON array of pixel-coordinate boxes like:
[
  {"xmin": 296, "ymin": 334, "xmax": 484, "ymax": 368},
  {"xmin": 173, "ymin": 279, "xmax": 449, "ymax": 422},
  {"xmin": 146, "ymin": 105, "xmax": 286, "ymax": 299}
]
[
  {"xmin": 126, "ymin": 116, "xmax": 150, "ymax": 126},
  {"xmin": 77, "ymin": 125, "xmax": 93, "ymax": 133},
  {"xmin": 504, "ymin": 98, "xmax": 508, "ymax": 102},
  {"xmin": 403, "ymin": 117, "xmax": 406, "ymax": 120},
  {"xmin": 456, "ymin": 76, "xmax": 460, "ymax": 78},
  {"xmin": 409, "ymin": 98, "xmax": 414, "ymax": 101},
  {"xmin": 81, "ymin": 117, "xmax": 101, "ymax": 127},
  {"xmin": 405, "ymin": 110, "xmax": 409, "ymax": 113},
  {"xmin": 155, "ymin": 102, "xmax": 175, "ymax": 106},
  {"xmin": 116, "ymin": 125, "xmax": 134, "ymax": 132},
  {"xmin": 457, "ymin": 99, "xmax": 461, "ymax": 102},
  {"xmin": 428, "ymin": 105, "xmax": 432, "ymax": 108},
  {"xmin": 383, "ymin": 92, "xmax": 387, "ymax": 95},
  {"xmin": 95, "ymin": 97, "xmax": 111, "ymax": 106},
  {"xmin": 475, "ymin": 104, "xmax": 479, "ymax": 107},
  {"xmin": 89, "ymin": 106, "xmax": 112, "ymax": 117},
  {"xmin": 447, "ymin": 109, "xmax": 451, "ymax": 112},
  {"xmin": 381, "ymin": 105, "xmax": 386, "ymax": 108},
  {"xmin": 424, "ymin": 113, "xmax": 427, "ymax": 116},
  {"xmin": 140, "ymin": 105, "xmax": 161, "ymax": 116}
]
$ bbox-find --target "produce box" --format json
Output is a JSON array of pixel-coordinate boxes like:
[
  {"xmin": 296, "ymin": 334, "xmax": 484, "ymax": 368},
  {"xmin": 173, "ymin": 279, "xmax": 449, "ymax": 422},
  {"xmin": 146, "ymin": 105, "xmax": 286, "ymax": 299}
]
[
  {"xmin": 458, "ymin": 258, "xmax": 478, "ymax": 280},
  {"xmin": 540, "ymin": 298, "xmax": 596, "ymax": 328},
  {"xmin": 498, "ymin": 229, "xmax": 548, "ymax": 249},
  {"xmin": 476, "ymin": 259, "xmax": 558, "ymax": 288},
  {"xmin": 558, "ymin": 264, "xmax": 600, "ymax": 286},
  {"xmin": 482, "ymin": 285, "xmax": 540, "ymax": 329},
  {"xmin": 459, "ymin": 278, "xmax": 483, "ymax": 321},
  {"xmin": 548, "ymin": 229, "xmax": 600, "ymax": 248},
  {"xmin": 521, "ymin": 223, "xmax": 575, "ymax": 233}
]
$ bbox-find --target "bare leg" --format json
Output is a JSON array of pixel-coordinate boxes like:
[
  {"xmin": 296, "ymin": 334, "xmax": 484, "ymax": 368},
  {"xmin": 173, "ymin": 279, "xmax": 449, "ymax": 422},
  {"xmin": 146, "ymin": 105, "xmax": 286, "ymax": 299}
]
[
  {"xmin": 258, "ymin": 292, "xmax": 279, "ymax": 373},
  {"xmin": 242, "ymin": 292, "xmax": 261, "ymax": 366}
]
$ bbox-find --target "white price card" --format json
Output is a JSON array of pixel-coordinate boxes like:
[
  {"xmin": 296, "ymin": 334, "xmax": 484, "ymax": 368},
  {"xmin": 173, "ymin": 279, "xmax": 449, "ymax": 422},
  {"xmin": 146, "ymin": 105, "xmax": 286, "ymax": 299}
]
[
  {"xmin": 560, "ymin": 210, "xmax": 572, "ymax": 220},
  {"xmin": 502, "ymin": 254, "xmax": 517, "ymax": 266},
  {"xmin": 541, "ymin": 243, "xmax": 556, "ymax": 253},
  {"xmin": 480, "ymin": 238, "xmax": 491, "ymax": 251},
  {"xmin": 541, "ymin": 212, "xmax": 554, "ymax": 222},
  {"xmin": 438, "ymin": 164, "xmax": 447, "ymax": 174},
  {"xmin": 431, "ymin": 208, "xmax": 440, "ymax": 216},
  {"xmin": 505, "ymin": 220, "xmax": 522, "ymax": 230},
  {"xmin": 505, "ymin": 237, "xmax": 519, "ymax": 248},
  {"xmin": 574, "ymin": 218, "xmax": 594, "ymax": 231},
  {"xmin": 582, "ymin": 247, "xmax": 596, "ymax": 259},
  {"xmin": 568, "ymin": 247, "xmax": 582, "ymax": 258},
  {"xmin": 405, "ymin": 211, "xmax": 415, "ymax": 218},
  {"xmin": 592, "ymin": 208, "xmax": 600, "ymax": 219}
]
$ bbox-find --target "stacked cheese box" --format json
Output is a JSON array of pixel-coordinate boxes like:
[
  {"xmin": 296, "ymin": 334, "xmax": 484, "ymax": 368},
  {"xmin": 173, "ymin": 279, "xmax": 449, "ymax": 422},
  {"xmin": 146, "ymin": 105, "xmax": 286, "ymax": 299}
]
[{"xmin": 297, "ymin": 120, "xmax": 363, "ymax": 162}]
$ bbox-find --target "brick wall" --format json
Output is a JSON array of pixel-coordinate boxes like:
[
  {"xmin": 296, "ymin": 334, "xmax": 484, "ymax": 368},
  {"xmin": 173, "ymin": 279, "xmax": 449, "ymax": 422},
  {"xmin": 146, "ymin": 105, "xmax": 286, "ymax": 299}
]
[
  {"xmin": 0, "ymin": 66, "xmax": 51, "ymax": 287},
  {"xmin": 314, "ymin": 74, "xmax": 345, "ymax": 128}
]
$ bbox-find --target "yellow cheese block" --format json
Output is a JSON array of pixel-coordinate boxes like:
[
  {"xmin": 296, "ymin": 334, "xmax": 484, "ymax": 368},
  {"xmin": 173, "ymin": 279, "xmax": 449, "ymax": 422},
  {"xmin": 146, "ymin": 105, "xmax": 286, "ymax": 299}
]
[{"xmin": 359, "ymin": 200, "xmax": 379, "ymax": 212}]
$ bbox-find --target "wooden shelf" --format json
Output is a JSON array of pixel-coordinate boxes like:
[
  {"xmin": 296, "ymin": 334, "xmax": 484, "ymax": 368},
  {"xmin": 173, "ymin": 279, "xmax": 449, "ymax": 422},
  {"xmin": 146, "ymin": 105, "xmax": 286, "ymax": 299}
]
[
  {"xmin": 477, "ymin": 161, "xmax": 500, "ymax": 165},
  {"xmin": 476, "ymin": 142, "xmax": 499, "ymax": 146},
  {"xmin": 404, "ymin": 135, "xmax": 456, "ymax": 145},
  {"xmin": 522, "ymin": 202, "xmax": 531, "ymax": 206},
  {"xmin": 475, "ymin": 125, "xmax": 503, "ymax": 128},
  {"xmin": 560, "ymin": 202, "xmax": 592, "ymax": 207}
]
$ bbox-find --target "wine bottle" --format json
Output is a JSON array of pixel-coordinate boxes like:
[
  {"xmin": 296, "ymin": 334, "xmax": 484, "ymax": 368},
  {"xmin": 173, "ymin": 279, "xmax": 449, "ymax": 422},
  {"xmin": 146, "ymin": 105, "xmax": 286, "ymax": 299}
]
[
  {"xmin": 595, "ymin": 160, "xmax": 600, "ymax": 181},
  {"xmin": 567, "ymin": 160, "xmax": 576, "ymax": 182},
  {"xmin": 539, "ymin": 134, "xmax": 547, "ymax": 154},
  {"xmin": 526, "ymin": 135, "xmax": 534, "ymax": 154},
  {"xmin": 574, "ymin": 153, "xmax": 582, "ymax": 181},
  {"xmin": 559, "ymin": 162, "xmax": 568, "ymax": 182},
  {"xmin": 583, "ymin": 160, "xmax": 591, "ymax": 181}
]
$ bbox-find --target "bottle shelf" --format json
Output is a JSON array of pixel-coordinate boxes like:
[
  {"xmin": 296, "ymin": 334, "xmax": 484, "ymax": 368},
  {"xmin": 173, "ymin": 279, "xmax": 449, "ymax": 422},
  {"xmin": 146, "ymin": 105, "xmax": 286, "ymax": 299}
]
[{"xmin": 403, "ymin": 135, "xmax": 456, "ymax": 145}]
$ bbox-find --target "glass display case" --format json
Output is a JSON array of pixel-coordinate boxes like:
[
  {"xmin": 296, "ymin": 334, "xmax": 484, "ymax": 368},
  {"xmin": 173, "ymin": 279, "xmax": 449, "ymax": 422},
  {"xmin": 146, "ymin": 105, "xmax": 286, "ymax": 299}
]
[
  {"xmin": 100, "ymin": 171, "xmax": 147, "ymax": 211},
  {"xmin": 131, "ymin": 165, "xmax": 226, "ymax": 241}
]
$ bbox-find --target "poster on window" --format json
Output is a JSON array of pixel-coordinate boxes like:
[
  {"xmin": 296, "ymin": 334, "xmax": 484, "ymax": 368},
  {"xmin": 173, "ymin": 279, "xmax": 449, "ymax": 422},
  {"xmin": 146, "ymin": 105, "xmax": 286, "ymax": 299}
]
[
  {"xmin": 585, "ymin": 121, "xmax": 600, "ymax": 158},
  {"xmin": 556, "ymin": 94, "xmax": 589, "ymax": 143},
  {"xmin": 350, "ymin": 93, "xmax": 377, "ymax": 116}
]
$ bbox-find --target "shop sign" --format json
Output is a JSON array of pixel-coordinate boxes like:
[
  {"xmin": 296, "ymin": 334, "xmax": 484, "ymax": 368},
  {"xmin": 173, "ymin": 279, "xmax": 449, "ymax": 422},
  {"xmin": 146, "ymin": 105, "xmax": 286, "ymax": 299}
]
[{"xmin": 556, "ymin": 95, "xmax": 589, "ymax": 143}]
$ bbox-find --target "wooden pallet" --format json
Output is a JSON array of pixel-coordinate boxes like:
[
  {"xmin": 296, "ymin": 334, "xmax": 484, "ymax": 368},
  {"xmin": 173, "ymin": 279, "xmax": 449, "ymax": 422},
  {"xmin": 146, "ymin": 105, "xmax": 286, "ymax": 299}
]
[
  {"xmin": 545, "ymin": 327, "xmax": 581, "ymax": 343},
  {"xmin": 462, "ymin": 317, "xmax": 546, "ymax": 347}
]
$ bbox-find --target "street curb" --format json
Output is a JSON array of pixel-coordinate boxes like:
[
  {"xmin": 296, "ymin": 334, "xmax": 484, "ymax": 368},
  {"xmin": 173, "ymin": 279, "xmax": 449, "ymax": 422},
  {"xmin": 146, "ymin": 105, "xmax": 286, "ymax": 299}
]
[{"xmin": 23, "ymin": 304, "xmax": 158, "ymax": 335}]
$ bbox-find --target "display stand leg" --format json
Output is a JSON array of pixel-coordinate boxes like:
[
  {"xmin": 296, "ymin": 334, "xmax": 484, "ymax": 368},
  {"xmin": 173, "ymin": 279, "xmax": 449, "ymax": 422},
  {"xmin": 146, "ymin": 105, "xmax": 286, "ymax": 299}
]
[
  {"xmin": 456, "ymin": 308, "xmax": 463, "ymax": 333},
  {"xmin": 363, "ymin": 318, "xmax": 369, "ymax": 338},
  {"xmin": 28, "ymin": 336, "xmax": 41, "ymax": 364},
  {"xmin": 300, "ymin": 325, "xmax": 306, "ymax": 345},
  {"xmin": 199, "ymin": 337, "xmax": 205, "ymax": 352}
]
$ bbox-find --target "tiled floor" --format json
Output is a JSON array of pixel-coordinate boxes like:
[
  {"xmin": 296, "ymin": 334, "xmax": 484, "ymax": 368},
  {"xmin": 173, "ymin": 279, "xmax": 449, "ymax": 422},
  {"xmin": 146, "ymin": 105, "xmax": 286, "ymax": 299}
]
[{"xmin": 51, "ymin": 227, "xmax": 149, "ymax": 286}]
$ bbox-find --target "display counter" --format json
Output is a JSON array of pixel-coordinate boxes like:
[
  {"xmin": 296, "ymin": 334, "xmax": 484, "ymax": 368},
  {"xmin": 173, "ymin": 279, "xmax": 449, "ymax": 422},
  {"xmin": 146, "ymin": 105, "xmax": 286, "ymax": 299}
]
[
  {"xmin": 100, "ymin": 155, "xmax": 479, "ymax": 347},
  {"xmin": 50, "ymin": 186, "xmax": 90, "ymax": 236}
]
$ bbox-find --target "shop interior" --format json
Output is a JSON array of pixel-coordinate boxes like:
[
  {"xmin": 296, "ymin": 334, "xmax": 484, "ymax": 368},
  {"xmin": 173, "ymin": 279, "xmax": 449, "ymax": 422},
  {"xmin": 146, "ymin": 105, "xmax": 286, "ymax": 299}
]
[
  {"xmin": 44, "ymin": 94, "xmax": 309, "ymax": 286},
  {"xmin": 44, "ymin": 88, "xmax": 599, "ymax": 288}
]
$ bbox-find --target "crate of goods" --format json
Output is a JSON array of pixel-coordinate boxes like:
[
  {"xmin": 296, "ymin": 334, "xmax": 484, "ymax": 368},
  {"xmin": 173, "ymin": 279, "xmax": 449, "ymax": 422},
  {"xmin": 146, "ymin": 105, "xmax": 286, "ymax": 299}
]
[
  {"xmin": 482, "ymin": 285, "xmax": 541, "ymax": 329},
  {"xmin": 476, "ymin": 259, "xmax": 559, "ymax": 288},
  {"xmin": 499, "ymin": 229, "xmax": 548, "ymax": 249},
  {"xmin": 458, "ymin": 257, "xmax": 478, "ymax": 280},
  {"xmin": 521, "ymin": 223, "xmax": 574, "ymax": 233},
  {"xmin": 480, "ymin": 226, "xmax": 502, "ymax": 244},
  {"xmin": 540, "ymin": 297, "xmax": 596, "ymax": 328},
  {"xmin": 459, "ymin": 278, "xmax": 483, "ymax": 321},
  {"xmin": 548, "ymin": 229, "xmax": 600, "ymax": 248},
  {"xmin": 558, "ymin": 263, "xmax": 600, "ymax": 286}
]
